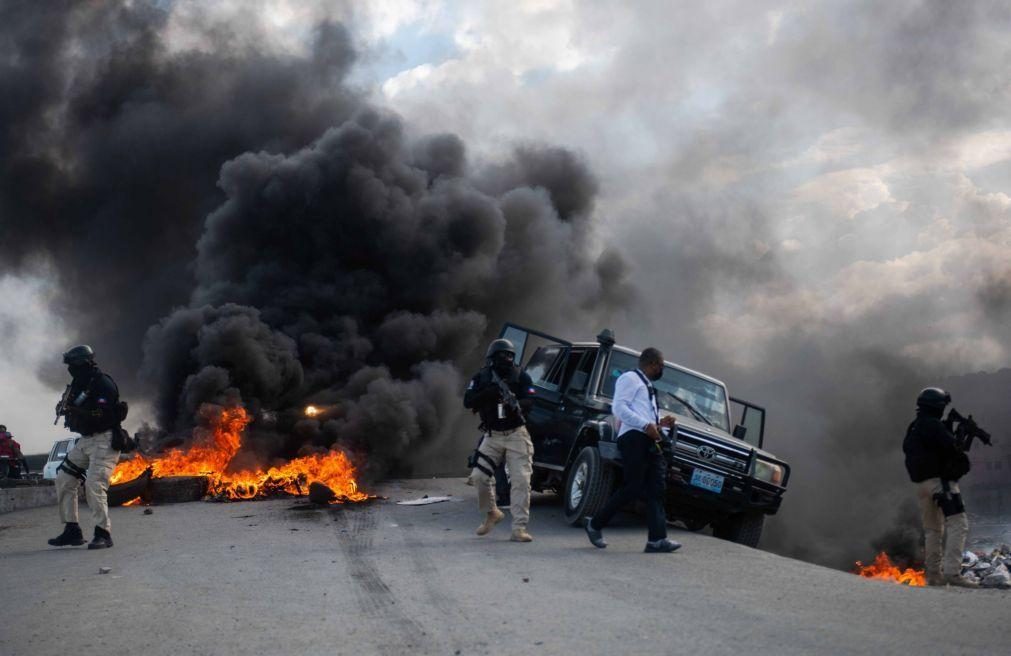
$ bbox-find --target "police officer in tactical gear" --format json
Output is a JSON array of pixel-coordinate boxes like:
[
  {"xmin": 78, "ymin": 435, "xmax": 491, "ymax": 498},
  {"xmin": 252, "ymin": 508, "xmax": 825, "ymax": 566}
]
[
  {"xmin": 48, "ymin": 345, "xmax": 124, "ymax": 550},
  {"xmin": 464, "ymin": 338, "xmax": 536, "ymax": 542},
  {"xmin": 903, "ymin": 387, "xmax": 976, "ymax": 587}
]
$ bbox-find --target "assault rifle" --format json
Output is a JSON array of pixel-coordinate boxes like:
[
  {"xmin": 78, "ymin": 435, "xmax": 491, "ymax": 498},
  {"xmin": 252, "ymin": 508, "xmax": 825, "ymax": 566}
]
[
  {"xmin": 54, "ymin": 384, "xmax": 72, "ymax": 425},
  {"xmin": 946, "ymin": 408, "xmax": 993, "ymax": 452},
  {"xmin": 490, "ymin": 368, "xmax": 525, "ymax": 423}
]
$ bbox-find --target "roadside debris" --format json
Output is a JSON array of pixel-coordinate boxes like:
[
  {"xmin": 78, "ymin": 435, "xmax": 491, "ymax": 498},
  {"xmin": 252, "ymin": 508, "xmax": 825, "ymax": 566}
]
[
  {"xmin": 963, "ymin": 545, "xmax": 1011, "ymax": 588},
  {"xmin": 98, "ymin": 567, "xmax": 111, "ymax": 575},
  {"xmin": 143, "ymin": 508, "xmax": 153, "ymax": 515},
  {"xmin": 396, "ymin": 495, "xmax": 453, "ymax": 506}
]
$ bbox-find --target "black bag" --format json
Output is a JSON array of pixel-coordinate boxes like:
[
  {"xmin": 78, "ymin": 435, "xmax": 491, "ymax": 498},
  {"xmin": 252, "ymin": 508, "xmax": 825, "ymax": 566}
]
[{"xmin": 111, "ymin": 426, "xmax": 138, "ymax": 453}]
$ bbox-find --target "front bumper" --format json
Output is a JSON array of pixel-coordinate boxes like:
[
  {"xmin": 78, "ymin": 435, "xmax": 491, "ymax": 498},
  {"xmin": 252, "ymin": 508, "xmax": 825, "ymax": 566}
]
[{"xmin": 664, "ymin": 455, "xmax": 785, "ymax": 516}]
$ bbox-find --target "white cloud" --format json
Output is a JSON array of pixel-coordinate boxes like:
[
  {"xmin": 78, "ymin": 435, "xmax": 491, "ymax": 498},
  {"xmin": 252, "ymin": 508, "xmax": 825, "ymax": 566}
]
[
  {"xmin": 793, "ymin": 166, "xmax": 897, "ymax": 219},
  {"xmin": 0, "ymin": 269, "xmax": 72, "ymax": 454}
]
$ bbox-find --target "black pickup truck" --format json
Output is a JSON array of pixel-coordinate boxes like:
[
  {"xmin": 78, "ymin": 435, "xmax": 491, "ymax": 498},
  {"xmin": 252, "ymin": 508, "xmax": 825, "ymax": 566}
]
[{"xmin": 500, "ymin": 323, "xmax": 790, "ymax": 547}]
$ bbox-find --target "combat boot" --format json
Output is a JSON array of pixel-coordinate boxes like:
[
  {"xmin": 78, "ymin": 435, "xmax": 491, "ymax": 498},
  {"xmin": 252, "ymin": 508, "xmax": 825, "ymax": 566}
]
[
  {"xmin": 47, "ymin": 522, "xmax": 86, "ymax": 547},
  {"xmin": 88, "ymin": 526, "xmax": 114, "ymax": 550},
  {"xmin": 510, "ymin": 528, "xmax": 533, "ymax": 542},
  {"xmin": 944, "ymin": 574, "xmax": 978, "ymax": 588},
  {"xmin": 476, "ymin": 508, "xmax": 505, "ymax": 536},
  {"xmin": 926, "ymin": 570, "xmax": 945, "ymax": 587}
]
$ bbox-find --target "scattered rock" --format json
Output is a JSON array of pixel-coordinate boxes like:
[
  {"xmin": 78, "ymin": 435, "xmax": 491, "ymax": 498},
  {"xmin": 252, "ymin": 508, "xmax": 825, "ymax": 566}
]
[
  {"xmin": 962, "ymin": 551, "xmax": 979, "ymax": 569},
  {"xmin": 308, "ymin": 481, "xmax": 337, "ymax": 505},
  {"xmin": 98, "ymin": 567, "xmax": 112, "ymax": 575},
  {"xmin": 522, "ymin": 577, "xmax": 530, "ymax": 583},
  {"xmin": 981, "ymin": 563, "xmax": 1011, "ymax": 589},
  {"xmin": 143, "ymin": 508, "xmax": 153, "ymax": 515}
]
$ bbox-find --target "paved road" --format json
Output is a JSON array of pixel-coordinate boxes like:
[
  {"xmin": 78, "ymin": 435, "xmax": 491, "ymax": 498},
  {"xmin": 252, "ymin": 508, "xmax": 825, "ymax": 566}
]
[{"xmin": 2, "ymin": 477, "xmax": 1009, "ymax": 656}]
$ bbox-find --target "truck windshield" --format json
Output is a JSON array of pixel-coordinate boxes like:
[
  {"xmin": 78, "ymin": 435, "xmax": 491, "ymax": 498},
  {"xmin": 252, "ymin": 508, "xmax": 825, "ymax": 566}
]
[{"xmin": 601, "ymin": 351, "xmax": 730, "ymax": 432}]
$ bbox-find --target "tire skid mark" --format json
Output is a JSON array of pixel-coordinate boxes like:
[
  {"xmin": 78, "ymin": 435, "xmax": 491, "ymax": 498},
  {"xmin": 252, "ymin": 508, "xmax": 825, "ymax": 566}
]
[
  {"xmin": 397, "ymin": 520, "xmax": 475, "ymax": 654},
  {"xmin": 331, "ymin": 505, "xmax": 433, "ymax": 652}
]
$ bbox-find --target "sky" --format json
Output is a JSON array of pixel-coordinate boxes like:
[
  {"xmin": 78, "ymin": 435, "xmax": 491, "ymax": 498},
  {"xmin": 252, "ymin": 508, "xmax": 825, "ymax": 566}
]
[{"xmin": 1, "ymin": 0, "xmax": 1009, "ymax": 565}]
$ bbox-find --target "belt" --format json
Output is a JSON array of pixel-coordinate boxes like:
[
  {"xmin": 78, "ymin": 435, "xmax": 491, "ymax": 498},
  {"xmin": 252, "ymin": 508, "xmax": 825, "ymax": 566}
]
[{"xmin": 487, "ymin": 428, "xmax": 523, "ymax": 436}]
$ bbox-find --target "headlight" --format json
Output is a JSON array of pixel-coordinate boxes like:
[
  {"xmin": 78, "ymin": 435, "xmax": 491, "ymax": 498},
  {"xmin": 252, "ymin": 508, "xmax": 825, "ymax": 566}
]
[{"xmin": 753, "ymin": 459, "xmax": 785, "ymax": 486}]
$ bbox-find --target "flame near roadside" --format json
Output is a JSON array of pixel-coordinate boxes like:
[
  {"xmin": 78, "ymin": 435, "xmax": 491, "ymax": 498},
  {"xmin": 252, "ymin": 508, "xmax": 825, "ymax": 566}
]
[
  {"xmin": 853, "ymin": 552, "xmax": 926, "ymax": 586},
  {"xmin": 110, "ymin": 405, "xmax": 367, "ymax": 503}
]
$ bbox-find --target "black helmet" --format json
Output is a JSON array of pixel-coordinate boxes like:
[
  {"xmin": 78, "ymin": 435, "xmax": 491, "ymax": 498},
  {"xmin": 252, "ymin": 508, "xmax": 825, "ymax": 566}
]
[
  {"xmin": 63, "ymin": 345, "xmax": 96, "ymax": 366},
  {"xmin": 916, "ymin": 387, "xmax": 951, "ymax": 410},
  {"xmin": 485, "ymin": 338, "xmax": 516, "ymax": 361}
]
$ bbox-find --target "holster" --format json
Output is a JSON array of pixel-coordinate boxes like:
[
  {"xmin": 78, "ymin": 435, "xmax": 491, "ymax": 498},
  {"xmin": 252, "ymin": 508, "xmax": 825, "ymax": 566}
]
[
  {"xmin": 933, "ymin": 479, "xmax": 965, "ymax": 517},
  {"xmin": 110, "ymin": 426, "xmax": 137, "ymax": 453},
  {"xmin": 466, "ymin": 431, "xmax": 498, "ymax": 477}
]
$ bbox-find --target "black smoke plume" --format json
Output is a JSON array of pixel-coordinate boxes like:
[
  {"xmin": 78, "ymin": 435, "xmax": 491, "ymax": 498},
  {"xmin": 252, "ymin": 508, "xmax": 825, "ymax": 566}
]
[{"xmin": 0, "ymin": 2, "xmax": 630, "ymax": 476}]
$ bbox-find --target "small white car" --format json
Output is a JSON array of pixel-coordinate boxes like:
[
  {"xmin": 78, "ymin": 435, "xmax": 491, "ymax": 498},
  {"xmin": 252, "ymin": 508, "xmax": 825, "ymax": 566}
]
[{"xmin": 42, "ymin": 437, "xmax": 81, "ymax": 480}]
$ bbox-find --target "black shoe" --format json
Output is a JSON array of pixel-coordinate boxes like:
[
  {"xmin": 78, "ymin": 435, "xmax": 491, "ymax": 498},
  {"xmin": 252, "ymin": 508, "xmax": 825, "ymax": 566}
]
[
  {"xmin": 644, "ymin": 538, "xmax": 681, "ymax": 553},
  {"xmin": 584, "ymin": 517, "xmax": 607, "ymax": 548},
  {"xmin": 48, "ymin": 522, "xmax": 86, "ymax": 547},
  {"xmin": 88, "ymin": 527, "xmax": 114, "ymax": 550}
]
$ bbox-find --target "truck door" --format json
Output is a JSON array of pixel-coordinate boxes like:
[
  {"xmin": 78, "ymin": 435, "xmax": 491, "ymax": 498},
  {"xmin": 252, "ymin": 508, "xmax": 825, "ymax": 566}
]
[
  {"xmin": 546, "ymin": 348, "xmax": 597, "ymax": 467},
  {"xmin": 497, "ymin": 323, "xmax": 572, "ymax": 461},
  {"xmin": 729, "ymin": 397, "xmax": 766, "ymax": 448}
]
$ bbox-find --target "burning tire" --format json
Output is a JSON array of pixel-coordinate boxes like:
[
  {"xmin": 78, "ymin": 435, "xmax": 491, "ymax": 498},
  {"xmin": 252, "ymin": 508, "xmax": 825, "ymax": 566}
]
[
  {"xmin": 563, "ymin": 446, "xmax": 615, "ymax": 526},
  {"xmin": 713, "ymin": 511, "xmax": 764, "ymax": 547},
  {"xmin": 108, "ymin": 469, "xmax": 152, "ymax": 507},
  {"xmin": 149, "ymin": 476, "xmax": 210, "ymax": 504}
]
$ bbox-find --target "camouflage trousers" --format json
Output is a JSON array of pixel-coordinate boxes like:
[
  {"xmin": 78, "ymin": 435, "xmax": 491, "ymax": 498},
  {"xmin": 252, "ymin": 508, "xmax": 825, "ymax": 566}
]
[
  {"xmin": 55, "ymin": 430, "xmax": 120, "ymax": 532},
  {"xmin": 469, "ymin": 426, "xmax": 533, "ymax": 530},
  {"xmin": 916, "ymin": 477, "xmax": 969, "ymax": 578}
]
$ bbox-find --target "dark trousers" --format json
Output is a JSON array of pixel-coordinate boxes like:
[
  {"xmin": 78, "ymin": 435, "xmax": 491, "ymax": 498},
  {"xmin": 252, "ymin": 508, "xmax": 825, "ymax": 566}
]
[{"xmin": 592, "ymin": 430, "xmax": 668, "ymax": 542}]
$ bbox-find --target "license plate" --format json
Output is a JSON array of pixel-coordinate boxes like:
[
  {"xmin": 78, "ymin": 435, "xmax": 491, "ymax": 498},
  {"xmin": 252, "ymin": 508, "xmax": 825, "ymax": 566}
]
[{"xmin": 690, "ymin": 469, "xmax": 724, "ymax": 494}]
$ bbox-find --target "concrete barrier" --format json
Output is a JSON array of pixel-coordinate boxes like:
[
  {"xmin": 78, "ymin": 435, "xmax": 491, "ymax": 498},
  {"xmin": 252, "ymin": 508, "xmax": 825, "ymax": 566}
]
[{"xmin": 0, "ymin": 484, "xmax": 58, "ymax": 514}]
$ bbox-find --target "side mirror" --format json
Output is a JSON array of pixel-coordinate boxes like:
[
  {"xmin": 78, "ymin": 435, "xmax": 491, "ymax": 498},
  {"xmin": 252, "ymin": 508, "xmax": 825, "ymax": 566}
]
[{"xmin": 733, "ymin": 425, "xmax": 747, "ymax": 440}]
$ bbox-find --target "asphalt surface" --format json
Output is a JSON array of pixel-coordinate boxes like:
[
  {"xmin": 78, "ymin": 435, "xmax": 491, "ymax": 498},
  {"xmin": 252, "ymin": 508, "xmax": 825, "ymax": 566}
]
[{"xmin": 2, "ymin": 477, "xmax": 1009, "ymax": 656}]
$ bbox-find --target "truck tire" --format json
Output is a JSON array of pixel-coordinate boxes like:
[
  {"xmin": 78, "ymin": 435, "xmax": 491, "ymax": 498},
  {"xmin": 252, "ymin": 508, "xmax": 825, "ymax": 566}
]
[
  {"xmin": 713, "ymin": 511, "xmax": 764, "ymax": 547},
  {"xmin": 149, "ymin": 475, "xmax": 210, "ymax": 504},
  {"xmin": 563, "ymin": 446, "xmax": 615, "ymax": 526}
]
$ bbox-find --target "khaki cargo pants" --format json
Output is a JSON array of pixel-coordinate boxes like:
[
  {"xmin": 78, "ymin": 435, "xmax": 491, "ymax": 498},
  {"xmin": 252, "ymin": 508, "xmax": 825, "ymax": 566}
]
[
  {"xmin": 55, "ymin": 430, "xmax": 120, "ymax": 532},
  {"xmin": 470, "ymin": 426, "xmax": 533, "ymax": 530},
  {"xmin": 916, "ymin": 477, "xmax": 969, "ymax": 578}
]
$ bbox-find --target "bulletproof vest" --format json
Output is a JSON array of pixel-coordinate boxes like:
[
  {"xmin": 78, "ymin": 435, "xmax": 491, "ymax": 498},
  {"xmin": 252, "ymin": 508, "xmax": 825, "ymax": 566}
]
[
  {"xmin": 66, "ymin": 370, "xmax": 122, "ymax": 436},
  {"xmin": 903, "ymin": 415, "xmax": 968, "ymax": 482},
  {"xmin": 475, "ymin": 365, "xmax": 524, "ymax": 431}
]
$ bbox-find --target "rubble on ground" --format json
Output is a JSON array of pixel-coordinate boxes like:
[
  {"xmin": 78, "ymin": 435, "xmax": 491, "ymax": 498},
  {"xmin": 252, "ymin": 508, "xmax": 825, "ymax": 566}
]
[{"xmin": 962, "ymin": 544, "xmax": 1011, "ymax": 588}]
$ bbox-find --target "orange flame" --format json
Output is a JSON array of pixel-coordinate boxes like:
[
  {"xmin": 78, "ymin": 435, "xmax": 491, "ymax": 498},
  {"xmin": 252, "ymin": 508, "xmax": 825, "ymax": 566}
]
[
  {"xmin": 111, "ymin": 406, "xmax": 367, "ymax": 503},
  {"xmin": 854, "ymin": 552, "xmax": 926, "ymax": 586},
  {"xmin": 123, "ymin": 496, "xmax": 143, "ymax": 507}
]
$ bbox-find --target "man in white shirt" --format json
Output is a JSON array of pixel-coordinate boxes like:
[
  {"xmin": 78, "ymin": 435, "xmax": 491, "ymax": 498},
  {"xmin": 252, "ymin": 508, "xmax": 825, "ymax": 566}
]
[{"xmin": 584, "ymin": 347, "xmax": 681, "ymax": 553}]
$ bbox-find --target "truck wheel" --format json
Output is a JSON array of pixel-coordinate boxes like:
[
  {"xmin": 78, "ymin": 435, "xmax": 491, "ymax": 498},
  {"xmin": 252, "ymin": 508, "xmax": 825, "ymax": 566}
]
[
  {"xmin": 713, "ymin": 511, "xmax": 764, "ymax": 547},
  {"xmin": 563, "ymin": 447, "xmax": 614, "ymax": 526}
]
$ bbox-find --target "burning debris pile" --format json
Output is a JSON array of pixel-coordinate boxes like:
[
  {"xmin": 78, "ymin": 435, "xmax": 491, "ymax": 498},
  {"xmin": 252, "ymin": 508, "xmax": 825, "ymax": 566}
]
[
  {"xmin": 110, "ymin": 405, "xmax": 366, "ymax": 504},
  {"xmin": 853, "ymin": 546, "xmax": 1011, "ymax": 588},
  {"xmin": 854, "ymin": 553, "xmax": 927, "ymax": 587}
]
